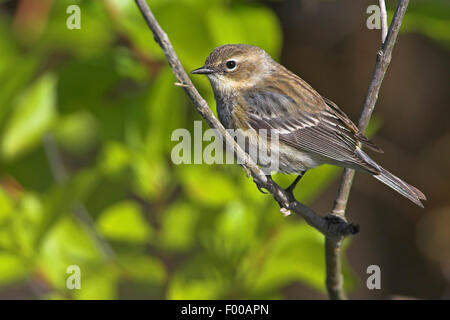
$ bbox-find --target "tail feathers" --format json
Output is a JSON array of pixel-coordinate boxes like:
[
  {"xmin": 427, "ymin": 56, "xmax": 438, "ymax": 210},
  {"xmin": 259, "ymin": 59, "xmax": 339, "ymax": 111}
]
[
  {"xmin": 355, "ymin": 149, "xmax": 426, "ymax": 207},
  {"xmin": 373, "ymin": 167, "xmax": 426, "ymax": 208}
]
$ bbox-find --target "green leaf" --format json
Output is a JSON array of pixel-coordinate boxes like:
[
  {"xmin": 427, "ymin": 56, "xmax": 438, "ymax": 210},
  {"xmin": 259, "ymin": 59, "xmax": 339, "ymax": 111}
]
[
  {"xmin": 0, "ymin": 57, "xmax": 40, "ymax": 127},
  {"xmin": 41, "ymin": 0, "xmax": 114, "ymax": 58},
  {"xmin": 144, "ymin": 68, "xmax": 183, "ymax": 151},
  {"xmin": 5, "ymin": 192, "xmax": 44, "ymax": 257},
  {"xmin": 53, "ymin": 111, "xmax": 99, "ymax": 156},
  {"xmin": 155, "ymin": 3, "xmax": 214, "ymax": 69},
  {"xmin": 96, "ymin": 201, "xmax": 152, "ymax": 243},
  {"xmin": 394, "ymin": 0, "xmax": 450, "ymax": 49},
  {"xmin": 113, "ymin": 47, "xmax": 149, "ymax": 82},
  {"xmin": 180, "ymin": 166, "xmax": 238, "ymax": 207},
  {"xmin": 206, "ymin": 5, "xmax": 282, "ymax": 58},
  {"xmin": 159, "ymin": 202, "xmax": 198, "ymax": 252},
  {"xmin": 110, "ymin": 0, "xmax": 165, "ymax": 61},
  {"xmin": 234, "ymin": 6, "xmax": 282, "ymax": 58},
  {"xmin": 35, "ymin": 169, "xmax": 100, "ymax": 247},
  {"xmin": 73, "ymin": 269, "xmax": 118, "ymax": 300},
  {"xmin": 1, "ymin": 73, "xmax": 57, "ymax": 160},
  {"xmin": 244, "ymin": 222, "xmax": 327, "ymax": 294},
  {"xmin": 0, "ymin": 18, "xmax": 40, "ymax": 126},
  {"xmin": 0, "ymin": 253, "xmax": 30, "ymax": 286},
  {"xmin": 118, "ymin": 253, "xmax": 166, "ymax": 285},
  {"xmin": 167, "ymin": 257, "xmax": 225, "ymax": 300},
  {"xmin": 37, "ymin": 216, "xmax": 103, "ymax": 289},
  {"xmin": 98, "ymin": 141, "xmax": 132, "ymax": 176},
  {"xmin": 0, "ymin": 188, "xmax": 13, "ymax": 222},
  {"xmin": 202, "ymin": 202, "xmax": 257, "ymax": 261},
  {"xmin": 129, "ymin": 151, "xmax": 170, "ymax": 200}
]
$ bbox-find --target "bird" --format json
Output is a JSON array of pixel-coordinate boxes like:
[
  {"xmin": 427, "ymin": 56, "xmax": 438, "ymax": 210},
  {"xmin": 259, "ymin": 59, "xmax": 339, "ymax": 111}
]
[{"xmin": 191, "ymin": 44, "xmax": 426, "ymax": 207}]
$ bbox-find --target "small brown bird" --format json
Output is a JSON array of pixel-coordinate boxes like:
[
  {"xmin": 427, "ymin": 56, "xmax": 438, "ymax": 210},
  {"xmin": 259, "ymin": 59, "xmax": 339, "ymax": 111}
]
[{"xmin": 192, "ymin": 44, "xmax": 426, "ymax": 207}]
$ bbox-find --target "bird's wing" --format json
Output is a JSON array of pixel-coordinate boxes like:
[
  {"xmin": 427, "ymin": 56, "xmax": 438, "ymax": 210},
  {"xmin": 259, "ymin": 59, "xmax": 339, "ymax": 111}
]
[
  {"xmin": 321, "ymin": 96, "xmax": 383, "ymax": 153},
  {"xmin": 240, "ymin": 79, "xmax": 381, "ymax": 173}
]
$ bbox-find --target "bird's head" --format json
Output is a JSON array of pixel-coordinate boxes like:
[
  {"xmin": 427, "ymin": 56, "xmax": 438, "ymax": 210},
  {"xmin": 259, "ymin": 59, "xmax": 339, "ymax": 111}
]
[{"xmin": 192, "ymin": 44, "xmax": 274, "ymax": 95}]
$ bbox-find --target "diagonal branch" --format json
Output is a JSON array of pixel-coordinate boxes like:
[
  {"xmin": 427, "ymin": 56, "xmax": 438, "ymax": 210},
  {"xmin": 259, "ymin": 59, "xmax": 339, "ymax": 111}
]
[
  {"xmin": 134, "ymin": 0, "xmax": 409, "ymax": 300},
  {"xmin": 325, "ymin": 0, "xmax": 410, "ymax": 300},
  {"xmin": 134, "ymin": 0, "xmax": 360, "ymax": 238}
]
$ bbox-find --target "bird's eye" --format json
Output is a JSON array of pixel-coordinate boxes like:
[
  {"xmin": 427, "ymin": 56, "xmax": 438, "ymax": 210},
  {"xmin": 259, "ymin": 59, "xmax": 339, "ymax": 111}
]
[{"xmin": 226, "ymin": 60, "xmax": 237, "ymax": 70}]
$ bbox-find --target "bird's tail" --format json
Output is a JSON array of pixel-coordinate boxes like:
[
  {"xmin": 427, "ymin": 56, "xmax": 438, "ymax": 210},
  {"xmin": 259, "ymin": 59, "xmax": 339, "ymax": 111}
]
[
  {"xmin": 356, "ymin": 149, "xmax": 426, "ymax": 207},
  {"xmin": 373, "ymin": 166, "xmax": 426, "ymax": 207}
]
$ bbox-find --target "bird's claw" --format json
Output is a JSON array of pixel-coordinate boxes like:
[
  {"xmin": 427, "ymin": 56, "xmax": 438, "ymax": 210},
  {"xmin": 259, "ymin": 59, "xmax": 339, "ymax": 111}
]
[
  {"xmin": 253, "ymin": 175, "xmax": 275, "ymax": 194},
  {"xmin": 254, "ymin": 179, "xmax": 268, "ymax": 194}
]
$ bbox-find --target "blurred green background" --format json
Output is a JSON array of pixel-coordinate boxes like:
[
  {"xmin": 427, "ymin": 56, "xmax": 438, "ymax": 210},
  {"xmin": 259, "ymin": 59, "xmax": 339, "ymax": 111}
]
[{"xmin": 0, "ymin": 0, "xmax": 449, "ymax": 299}]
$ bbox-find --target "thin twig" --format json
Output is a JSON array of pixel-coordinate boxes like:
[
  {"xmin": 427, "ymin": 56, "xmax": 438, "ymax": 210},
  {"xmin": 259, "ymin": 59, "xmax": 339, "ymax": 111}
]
[
  {"xmin": 325, "ymin": 0, "xmax": 410, "ymax": 300},
  {"xmin": 379, "ymin": 0, "xmax": 388, "ymax": 44},
  {"xmin": 134, "ymin": 0, "xmax": 358, "ymax": 238}
]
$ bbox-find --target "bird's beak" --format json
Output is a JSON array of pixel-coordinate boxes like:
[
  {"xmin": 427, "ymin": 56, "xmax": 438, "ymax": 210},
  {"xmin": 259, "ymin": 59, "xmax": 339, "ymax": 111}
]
[{"xmin": 191, "ymin": 66, "xmax": 215, "ymax": 75}]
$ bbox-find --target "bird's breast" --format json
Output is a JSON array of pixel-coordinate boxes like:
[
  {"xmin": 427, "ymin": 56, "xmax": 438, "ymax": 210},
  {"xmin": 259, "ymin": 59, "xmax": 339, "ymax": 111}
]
[{"xmin": 216, "ymin": 94, "xmax": 238, "ymax": 129}]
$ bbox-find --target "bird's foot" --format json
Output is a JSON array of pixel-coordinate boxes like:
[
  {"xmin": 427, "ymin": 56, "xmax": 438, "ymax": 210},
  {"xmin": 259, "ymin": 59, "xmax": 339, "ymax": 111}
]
[
  {"xmin": 283, "ymin": 172, "xmax": 305, "ymax": 203},
  {"xmin": 255, "ymin": 183, "xmax": 268, "ymax": 194},
  {"xmin": 253, "ymin": 175, "xmax": 273, "ymax": 194},
  {"xmin": 284, "ymin": 186, "xmax": 296, "ymax": 203}
]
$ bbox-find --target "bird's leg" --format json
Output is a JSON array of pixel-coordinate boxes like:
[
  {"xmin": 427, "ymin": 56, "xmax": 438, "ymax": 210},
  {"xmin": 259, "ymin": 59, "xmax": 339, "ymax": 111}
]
[{"xmin": 285, "ymin": 170, "xmax": 306, "ymax": 201}]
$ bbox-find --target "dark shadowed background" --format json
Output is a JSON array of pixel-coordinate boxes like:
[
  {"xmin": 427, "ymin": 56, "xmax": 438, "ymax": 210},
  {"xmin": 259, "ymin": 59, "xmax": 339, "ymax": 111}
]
[{"xmin": 0, "ymin": 0, "xmax": 449, "ymax": 299}]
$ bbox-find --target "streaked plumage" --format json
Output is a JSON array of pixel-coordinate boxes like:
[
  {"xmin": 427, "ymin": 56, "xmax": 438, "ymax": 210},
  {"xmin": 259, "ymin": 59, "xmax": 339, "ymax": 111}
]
[{"xmin": 192, "ymin": 44, "xmax": 426, "ymax": 207}]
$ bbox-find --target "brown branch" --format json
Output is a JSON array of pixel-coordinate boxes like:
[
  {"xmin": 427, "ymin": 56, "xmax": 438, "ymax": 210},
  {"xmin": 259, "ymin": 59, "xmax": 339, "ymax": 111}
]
[
  {"xmin": 325, "ymin": 0, "xmax": 410, "ymax": 300},
  {"xmin": 134, "ymin": 0, "xmax": 359, "ymax": 239}
]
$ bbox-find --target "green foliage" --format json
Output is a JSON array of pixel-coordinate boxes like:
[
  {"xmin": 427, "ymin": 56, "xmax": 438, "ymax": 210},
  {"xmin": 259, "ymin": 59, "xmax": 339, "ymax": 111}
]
[
  {"xmin": 1, "ymin": 73, "xmax": 57, "ymax": 160},
  {"xmin": 0, "ymin": 0, "xmax": 397, "ymax": 299},
  {"xmin": 391, "ymin": 0, "xmax": 450, "ymax": 49},
  {"xmin": 97, "ymin": 201, "xmax": 153, "ymax": 243}
]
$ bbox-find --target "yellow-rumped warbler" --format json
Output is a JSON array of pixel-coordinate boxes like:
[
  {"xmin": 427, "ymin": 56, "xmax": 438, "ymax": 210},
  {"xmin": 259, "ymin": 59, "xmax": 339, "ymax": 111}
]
[{"xmin": 192, "ymin": 44, "xmax": 426, "ymax": 207}]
